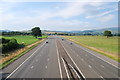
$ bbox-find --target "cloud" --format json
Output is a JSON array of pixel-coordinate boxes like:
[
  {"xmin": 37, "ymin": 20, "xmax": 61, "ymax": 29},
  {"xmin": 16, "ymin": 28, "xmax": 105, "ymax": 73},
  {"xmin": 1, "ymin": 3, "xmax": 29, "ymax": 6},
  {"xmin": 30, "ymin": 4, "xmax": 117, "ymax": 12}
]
[
  {"xmin": 1, "ymin": 0, "xmax": 119, "ymax": 2},
  {"xmin": 97, "ymin": 14, "xmax": 115, "ymax": 22},
  {"xmin": 57, "ymin": 2, "xmax": 85, "ymax": 18},
  {"xmin": 1, "ymin": 2, "xmax": 118, "ymax": 31},
  {"xmin": 85, "ymin": 8, "xmax": 117, "ymax": 19},
  {"xmin": 31, "ymin": 2, "xmax": 86, "ymax": 19}
]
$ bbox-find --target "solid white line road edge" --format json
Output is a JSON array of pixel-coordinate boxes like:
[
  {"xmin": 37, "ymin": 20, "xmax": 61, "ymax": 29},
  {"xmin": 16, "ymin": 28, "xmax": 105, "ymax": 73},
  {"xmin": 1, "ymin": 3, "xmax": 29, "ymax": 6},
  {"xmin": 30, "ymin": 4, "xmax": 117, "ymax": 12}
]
[
  {"xmin": 5, "ymin": 41, "xmax": 46, "ymax": 79},
  {"xmin": 61, "ymin": 57, "xmax": 70, "ymax": 79},
  {"xmin": 59, "ymin": 41, "xmax": 86, "ymax": 79},
  {"xmin": 66, "ymin": 39, "xmax": 119, "ymax": 69},
  {"xmin": 68, "ymin": 64, "xmax": 81, "ymax": 78},
  {"xmin": 63, "ymin": 40, "xmax": 108, "ymax": 79},
  {"xmin": 56, "ymin": 40, "xmax": 63, "ymax": 79},
  {"xmin": 61, "ymin": 39, "xmax": 105, "ymax": 79},
  {"xmin": 74, "ymin": 43, "xmax": 120, "ymax": 69}
]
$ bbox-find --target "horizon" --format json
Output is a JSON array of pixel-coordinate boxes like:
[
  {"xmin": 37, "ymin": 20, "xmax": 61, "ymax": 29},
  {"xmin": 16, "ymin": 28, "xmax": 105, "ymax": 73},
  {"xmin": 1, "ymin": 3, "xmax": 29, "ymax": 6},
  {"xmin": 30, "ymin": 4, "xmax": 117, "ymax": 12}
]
[
  {"xmin": 0, "ymin": 1, "xmax": 118, "ymax": 31},
  {"xmin": 1, "ymin": 27, "xmax": 118, "ymax": 32}
]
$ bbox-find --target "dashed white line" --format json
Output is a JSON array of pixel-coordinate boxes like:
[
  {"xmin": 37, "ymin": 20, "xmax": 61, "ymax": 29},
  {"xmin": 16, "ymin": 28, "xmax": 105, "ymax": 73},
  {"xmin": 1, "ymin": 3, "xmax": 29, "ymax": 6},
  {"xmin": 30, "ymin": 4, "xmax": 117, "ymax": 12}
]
[
  {"xmin": 45, "ymin": 66, "xmax": 47, "ymax": 69},
  {"xmin": 60, "ymin": 41, "xmax": 86, "ymax": 79},
  {"xmin": 5, "ymin": 42, "xmax": 46, "ymax": 79},
  {"xmin": 63, "ymin": 40, "xmax": 105, "ymax": 79},
  {"xmin": 88, "ymin": 65, "xmax": 92, "ymax": 68},
  {"xmin": 31, "ymin": 66, "xmax": 34, "ymax": 69},
  {"xmin": 63, "ymin": 41, "xmax": 105, "ymax": 79},
  {"xmin": 56, "ymin": 41, "xmax": 63, "ymax": 79},
  {"xmin": 101, "ymin": 65, "xmax": 105, "ymax": 68},
  {"xmin": 77, "ymin": 54, "xmax": 79, "ymax": 57},
  {"xmin": 74, "ymin": 44, "xmax": 119, "ymax": 69},
  {"xmin": 47, "ymin": 58, "xmax": 50, "ymax": 61}
]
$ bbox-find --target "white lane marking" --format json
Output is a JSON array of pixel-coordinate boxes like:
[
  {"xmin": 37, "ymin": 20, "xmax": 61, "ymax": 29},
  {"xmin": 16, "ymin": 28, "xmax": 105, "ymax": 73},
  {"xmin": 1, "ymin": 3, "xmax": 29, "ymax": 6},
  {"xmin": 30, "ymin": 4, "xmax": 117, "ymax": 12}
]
[
  {"xmin": 60, "ymin": 41, "xmax": 86, "ymax": 79},
  {"xmin": 47, "ymin": 58, "xmax": 49, "ymax": 61},
  {"xmin": 62, "ymin": 40, "xmax": 105, "ymax": 77},
  {"xmin": 100, "ymin": 76, "xmax": 106, "ymax": 80},
  {"xmin": 100, "ymin": 76, "xmax": 103, "ymax": 78},
  {"xmin": 45, "ymin": 66, "xmax": 47, "ymax": 69},
  {"xmin": 101, "ymin": 65, "xmax": 105, "ymax": 68},
  {"xmin": 31, "ymin": 66, "xmax": 34, "ymax": 69},
  {"xmin": 6, "ymin": 42, "xmax": 46, "ymax": 79},
  {"xmin": 56, "ymin": 41, "xmax": 63, "ymax": 79},
  {"xmin": 77, "ymin": 54, "xmax": 79, "ymax": 57},
  {"xmin": 61, "ymin": 57, "xmax": 70, "ymax": 79},
  {"xmin": 74, "ymin": 43, "xmax": 120, "ymax": 69},
  {"xmin": 68, "ymin": 64, "xmax": 81, "ymax": 78},
  {"xmin": 88, "ymin": 65, "xmax": 92, "ymax": 68},
  {"xmin": 40, "ymin": 55, "xmax": 41, "ymax": 56},
  {"xmin": 63, "ymin": 41, "xmax": 104, "ymax": 79}
]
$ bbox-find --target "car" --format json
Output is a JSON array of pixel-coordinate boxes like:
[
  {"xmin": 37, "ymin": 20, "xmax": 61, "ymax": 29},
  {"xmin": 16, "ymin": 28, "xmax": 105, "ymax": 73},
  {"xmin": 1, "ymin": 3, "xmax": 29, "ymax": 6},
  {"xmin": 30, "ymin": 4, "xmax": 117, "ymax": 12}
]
[
  {"xmin": 46, "ymin": 41, "xmax": 48, "ymax": 43},
  {"xmin": 70, "ymin": 43, "xmax": 72, "ymax": 45},
  {"xmin": 62, "ymin": 39, "xmax": 64, "ymax": 40}
]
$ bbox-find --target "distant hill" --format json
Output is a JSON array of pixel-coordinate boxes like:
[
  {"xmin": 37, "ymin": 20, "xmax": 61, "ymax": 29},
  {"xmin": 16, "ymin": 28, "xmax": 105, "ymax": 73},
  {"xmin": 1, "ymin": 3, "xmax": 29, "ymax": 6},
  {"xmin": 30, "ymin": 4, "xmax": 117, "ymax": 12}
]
[
  {"xmin": 0, "ymin": 27, "xmax": 118, "ymax": 35},
  {"xmin": 0, "ymin": 30, "xmax": 12, "ymax": 32},
  {"xmin": 93, "ymin": 27, "xmax": 118, "ymax": 34},
  {"xmin": 65, "ymin": 27, "xmax": 118, "ymax": 35}
]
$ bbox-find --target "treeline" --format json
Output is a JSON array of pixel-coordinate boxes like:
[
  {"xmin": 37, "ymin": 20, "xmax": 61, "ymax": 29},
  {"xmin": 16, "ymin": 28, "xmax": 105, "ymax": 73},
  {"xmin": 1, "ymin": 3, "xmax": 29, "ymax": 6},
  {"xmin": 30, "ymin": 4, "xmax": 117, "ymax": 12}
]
[
  {"xmin": 2, "ymin": 31, "xmax": 32, "ymax": 36},
  {"xmin": 49, "ymin": 31, "xmax": 120, "ymax": 36}
]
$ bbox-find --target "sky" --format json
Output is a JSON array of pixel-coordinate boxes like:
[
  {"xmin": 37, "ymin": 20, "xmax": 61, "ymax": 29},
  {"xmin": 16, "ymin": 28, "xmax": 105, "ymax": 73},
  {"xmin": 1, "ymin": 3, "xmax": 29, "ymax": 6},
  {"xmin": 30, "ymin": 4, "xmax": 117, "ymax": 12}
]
[{"xmin": 0, "ymin": 0, "xmax": 119, "ymax": 31}]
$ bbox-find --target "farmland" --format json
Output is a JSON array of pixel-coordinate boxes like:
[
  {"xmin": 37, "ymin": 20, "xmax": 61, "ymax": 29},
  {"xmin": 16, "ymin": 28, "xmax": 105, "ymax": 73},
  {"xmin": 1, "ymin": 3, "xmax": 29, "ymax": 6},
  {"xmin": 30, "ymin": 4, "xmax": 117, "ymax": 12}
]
[
  {"xmin": 64, "ymin": 36, "xmax": 119, "ymax": 61},
  {"xmin": 2, "ymin": 35, "xmax": 47, "ymax": 46}
]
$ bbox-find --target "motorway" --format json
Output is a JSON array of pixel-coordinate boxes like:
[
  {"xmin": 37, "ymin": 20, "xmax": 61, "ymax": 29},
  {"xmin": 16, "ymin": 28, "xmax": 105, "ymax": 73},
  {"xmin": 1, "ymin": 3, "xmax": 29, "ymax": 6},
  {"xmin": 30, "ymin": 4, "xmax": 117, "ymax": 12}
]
[{"xmin": 1, "ymin": 36, "xmax": 120, "ymax": 80}]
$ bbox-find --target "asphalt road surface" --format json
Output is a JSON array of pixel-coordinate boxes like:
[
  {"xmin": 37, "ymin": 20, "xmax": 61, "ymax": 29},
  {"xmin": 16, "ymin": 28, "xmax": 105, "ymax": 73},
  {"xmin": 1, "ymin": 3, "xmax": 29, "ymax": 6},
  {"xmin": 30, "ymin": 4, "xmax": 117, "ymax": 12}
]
[{"xmin": 1, "ymin": 36, "xmax": 120, "ymax": 80}]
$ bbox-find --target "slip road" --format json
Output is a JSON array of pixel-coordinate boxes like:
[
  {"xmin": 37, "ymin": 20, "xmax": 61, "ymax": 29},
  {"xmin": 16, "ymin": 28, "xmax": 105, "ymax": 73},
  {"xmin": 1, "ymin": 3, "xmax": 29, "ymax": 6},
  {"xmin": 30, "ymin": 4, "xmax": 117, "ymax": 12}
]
[{"xmin": 1, "ymin": 36, "xmax": 120, "ymax": 80}]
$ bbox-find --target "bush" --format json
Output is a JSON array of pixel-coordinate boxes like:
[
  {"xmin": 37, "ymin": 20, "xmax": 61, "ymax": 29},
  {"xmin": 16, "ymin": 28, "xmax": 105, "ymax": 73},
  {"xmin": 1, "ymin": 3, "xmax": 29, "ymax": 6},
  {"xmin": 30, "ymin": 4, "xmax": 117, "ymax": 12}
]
[
  {"xmin": 2, "ymin": 38, "xmax": 19, "ymax": 53},
  {"xmin": 2, "ymin": 44, "xmax": 9, "ymax": 52},
  {"xmin": 7, "ymin": 39, "xmax": 19, "ymax": 49},
  {"xmin": 1, "ymin": 38, "xmax": 10, "ymax": 44}
]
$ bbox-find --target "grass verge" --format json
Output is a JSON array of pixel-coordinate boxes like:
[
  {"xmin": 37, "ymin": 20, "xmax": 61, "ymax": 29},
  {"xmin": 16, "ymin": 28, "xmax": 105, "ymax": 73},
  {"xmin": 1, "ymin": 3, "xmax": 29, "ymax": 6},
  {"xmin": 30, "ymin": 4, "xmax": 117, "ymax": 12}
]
[
  {"xmin": 63, "ymin": 36, "xmax": 119, "ymax": 62},
  {"xmin": 0, "ymin": 39, "xmax": 45, "ymax": 69}
]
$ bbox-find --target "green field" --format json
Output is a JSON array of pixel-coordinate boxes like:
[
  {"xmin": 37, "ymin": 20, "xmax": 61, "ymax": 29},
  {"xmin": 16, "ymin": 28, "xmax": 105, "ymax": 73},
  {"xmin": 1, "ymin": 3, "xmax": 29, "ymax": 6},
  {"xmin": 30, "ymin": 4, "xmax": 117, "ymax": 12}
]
[
  {"xmin": 64, "ymin": 36, "xmax": 119, "ymax": 61},
  {"xmin": 0, "ymin": 35, "xmax": 47, "ymax": 69},
  {"xmin": 2, "ymin": 35, "xmax": 47, "ymax": 46}
]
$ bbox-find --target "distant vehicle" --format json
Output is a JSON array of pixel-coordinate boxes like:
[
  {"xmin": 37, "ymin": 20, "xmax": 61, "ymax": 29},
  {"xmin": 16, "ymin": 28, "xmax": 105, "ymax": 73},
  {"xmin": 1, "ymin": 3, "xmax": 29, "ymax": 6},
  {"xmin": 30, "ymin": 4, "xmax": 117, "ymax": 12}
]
[
  {"xmin": 62, "ymin": 39, "xmax": 64, "ymax": 40},
  {"xmin": 46, "ymin": 41, "xmax": 48, "ymax": 43},
  {"xmin": 70, "ymin": 43, "xmax": 72, "ymax": 45}
]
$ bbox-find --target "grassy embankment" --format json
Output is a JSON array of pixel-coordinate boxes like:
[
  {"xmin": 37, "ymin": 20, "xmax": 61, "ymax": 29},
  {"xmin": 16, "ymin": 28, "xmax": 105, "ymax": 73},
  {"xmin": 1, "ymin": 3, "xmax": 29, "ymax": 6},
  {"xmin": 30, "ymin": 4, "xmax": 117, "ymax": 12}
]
[
  {"xmin": 0, "ymin": 35, "xmax": 47, "ymax": 69},
  {"xmin": 63, "ymin": 36, "xmax": 119, "ymax": 62},
  {"xmin": 2, "ymin": 35, "xmax": 47, "ymax": 46}
]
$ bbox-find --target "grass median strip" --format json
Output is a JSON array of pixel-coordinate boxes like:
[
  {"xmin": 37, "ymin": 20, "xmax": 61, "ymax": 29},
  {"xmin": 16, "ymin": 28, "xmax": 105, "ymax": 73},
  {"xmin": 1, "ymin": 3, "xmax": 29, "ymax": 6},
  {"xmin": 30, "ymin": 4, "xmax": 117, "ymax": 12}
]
[{"xmin": 0, "ymin": 39, "xmax": 45, "ymax": 69}]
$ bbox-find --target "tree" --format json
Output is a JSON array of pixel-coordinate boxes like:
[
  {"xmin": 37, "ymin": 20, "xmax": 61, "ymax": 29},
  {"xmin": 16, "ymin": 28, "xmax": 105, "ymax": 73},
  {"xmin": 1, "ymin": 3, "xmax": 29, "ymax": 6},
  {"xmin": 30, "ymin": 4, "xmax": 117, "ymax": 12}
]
[
  {"xmin": 31, "ymin": 27, "xmax": 42, "ymax": 38},
  {"xmin": 104, "ymin": 30, "xmax": 112, "ymax": 38}
]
